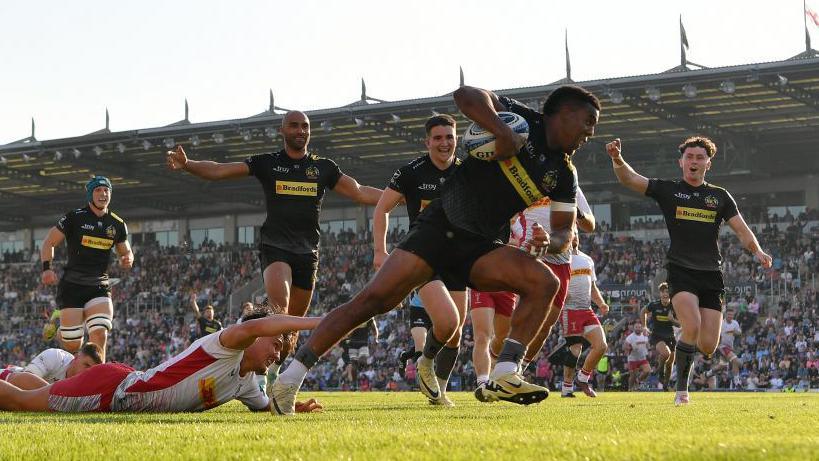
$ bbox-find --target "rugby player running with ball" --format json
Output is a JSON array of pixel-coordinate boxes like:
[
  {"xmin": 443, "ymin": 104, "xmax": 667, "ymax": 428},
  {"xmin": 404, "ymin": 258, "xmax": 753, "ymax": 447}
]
[{"xmin": 269, "ymin": 85, "xmax": 600, "ymax": 414}]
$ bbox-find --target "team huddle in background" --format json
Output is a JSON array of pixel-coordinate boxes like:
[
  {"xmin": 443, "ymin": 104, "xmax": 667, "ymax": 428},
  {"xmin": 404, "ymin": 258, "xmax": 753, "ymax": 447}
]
[{"xmin": 0, "ymin": 82, "xmax": 774, "ymax": 415}]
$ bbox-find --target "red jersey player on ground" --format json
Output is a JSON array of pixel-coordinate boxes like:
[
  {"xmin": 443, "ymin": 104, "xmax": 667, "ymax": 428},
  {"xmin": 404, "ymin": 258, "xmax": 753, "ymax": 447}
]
[{"xmin": 0, "ymin": 303, "xmax": 321, "ymax": 414}]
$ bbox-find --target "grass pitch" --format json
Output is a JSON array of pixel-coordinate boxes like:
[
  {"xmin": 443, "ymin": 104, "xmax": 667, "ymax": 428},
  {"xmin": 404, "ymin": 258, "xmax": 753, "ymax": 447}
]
[{"xmin": 2, "ymin": 391, "xmax": 817, "ymax": 460}]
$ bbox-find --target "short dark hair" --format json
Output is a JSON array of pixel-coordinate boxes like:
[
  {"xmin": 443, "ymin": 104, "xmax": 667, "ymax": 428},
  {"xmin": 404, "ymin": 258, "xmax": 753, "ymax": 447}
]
[
  {"xmin": 424, "ymin": 114, "xmax": 456, "ymax": 136},
  {"xmin": 79, "ymin": 342, "xmax": 103, "ymax": 364},
  {"xmin": 542, "ymin": 85, "xmax": 601, "ymax": 116},
  {"xmin": 240, "ymin": 300, "xmax": 284, "ymax": 322},
  {"xmin": 240, "ymin": 301, "xmax": 296, "ymax": 357},
  {"xmin": 678, "ymin": 136, "xmax": 717, "ymax": 158},
  {"xmin": 658, "ymin": 282, "xmax": 669, "ymax": 292}
]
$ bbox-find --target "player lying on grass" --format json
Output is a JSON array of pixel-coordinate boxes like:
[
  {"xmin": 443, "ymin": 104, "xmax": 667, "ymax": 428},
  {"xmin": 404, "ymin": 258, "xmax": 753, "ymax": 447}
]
[
  {"xmin": 0, "ymin": 303, "xmax": 322, "ymax": 413},
  {"xmin": 1, "ymin": 343, "xmax": 103, "ymax": 390}
]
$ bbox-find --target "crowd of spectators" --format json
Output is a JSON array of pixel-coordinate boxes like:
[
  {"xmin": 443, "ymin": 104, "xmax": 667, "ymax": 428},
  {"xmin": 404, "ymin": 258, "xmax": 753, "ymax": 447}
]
[{"xmin": 2, "ymin": 217, "xmax": 817, "ymax": 392}]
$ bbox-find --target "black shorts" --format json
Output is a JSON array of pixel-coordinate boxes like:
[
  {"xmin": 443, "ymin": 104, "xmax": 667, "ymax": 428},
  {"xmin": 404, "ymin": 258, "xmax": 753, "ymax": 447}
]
[
  {"xmin": 258, "ymin": 245, "xmax": 318, "ymax": 290},
  {"xmin": 409, "ymin": 306, "xmax": 432, "ymax": 330},
  {"xmin": 396, "ymin": 201, "xmax": 503, "ymax": 291},
  {"xmin": 649, "ymin": 333, "xmax": 677, "ymax": 350},
  {"xmin": 56, "ymin": 280, "xmax": 111, "ymax": 310},
  {"xmin": 666, "ymin": 264, "xmax": 725, "ymax": 311}
]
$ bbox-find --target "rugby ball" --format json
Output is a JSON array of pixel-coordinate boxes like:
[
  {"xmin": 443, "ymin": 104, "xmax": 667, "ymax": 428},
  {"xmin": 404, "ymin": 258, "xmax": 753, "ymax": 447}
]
[{"xmin": 462, "ymin": 111, "xmax": 529, "ymax": 161}]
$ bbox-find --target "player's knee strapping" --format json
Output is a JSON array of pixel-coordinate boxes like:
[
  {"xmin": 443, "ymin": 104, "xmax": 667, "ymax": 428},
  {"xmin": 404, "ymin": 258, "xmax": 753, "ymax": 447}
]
[
  {"xmin": 59, "ymin": 324, "xmax": 85, "ymax": 342},
  {"xmin": 85, "ymin": 313, "xmax": 113, "ymax": 333}
]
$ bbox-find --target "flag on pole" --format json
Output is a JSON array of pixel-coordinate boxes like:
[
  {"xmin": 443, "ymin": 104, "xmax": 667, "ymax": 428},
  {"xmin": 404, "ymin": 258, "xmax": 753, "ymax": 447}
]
[
  {"xmin": 565, "ymin": 29, "xmax": 572, "ymax": 80},
  {"xmin": 807, "ymin": 0, "xmax": 819, "ymax": 50},
  {"xmin": 680, "ymin": 15, "xmax": 689, "ymax": 65}
]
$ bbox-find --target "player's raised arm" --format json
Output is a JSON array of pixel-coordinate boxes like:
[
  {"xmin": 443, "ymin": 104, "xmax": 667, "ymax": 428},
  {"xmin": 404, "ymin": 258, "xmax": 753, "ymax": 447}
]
[
  {"xmin": 220, "ymin": 314, "xmax": 322, "ymax": 350},
  {"xmin": 166, "ymin": 145, "xmax": 249, "ymax": 180},
  {"xmin": 189, "ymin": 292, "xmax": 202, "ymax": 319},
  {"xmin": 372, "ymin": 188, "xmax": 405, "ymax": 270},
  {"xmin": 332, "ymin": 174, "xmax": 383, "ymax": 206},
  {"xmin": 40, "ymin": 226, "xmax": 65, "ymax": 286},
  {"xmin": 726, "ymin": 214, "xmax": 773, "ymax": 269},
  {"xmin": 453, "ymin": 86, "xmax": 522, "ymax": 160},
  {"xmin": 606, "ymin": 138, "xmax": 649, "ymax": 195}
]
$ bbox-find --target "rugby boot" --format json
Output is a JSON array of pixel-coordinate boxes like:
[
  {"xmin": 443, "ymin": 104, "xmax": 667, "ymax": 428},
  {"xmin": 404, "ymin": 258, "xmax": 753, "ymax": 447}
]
[
  {"xmin": 429, "ymin": 392, "xmax": 455, "ymax": 407},
  {"xmin": 576, "ymin": 379, "xmax": 598, "ymax": 398},
  {"xmin": 473, "ymin": 382, "xmax": 493, "ymax": 402},
  {"xmin": 479, "ymin": 372, "xmax": 549, "ymax": 405},
  {"xmin": 415, "ymin": 357, "xmax": 441, "ymax": 401}
]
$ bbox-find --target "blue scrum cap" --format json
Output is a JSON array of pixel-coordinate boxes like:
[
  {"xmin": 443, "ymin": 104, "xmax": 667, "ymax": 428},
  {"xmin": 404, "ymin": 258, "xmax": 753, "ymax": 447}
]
[{"xmin": 86, "ymin": 176, "xmax": 112, "ymax": 203}]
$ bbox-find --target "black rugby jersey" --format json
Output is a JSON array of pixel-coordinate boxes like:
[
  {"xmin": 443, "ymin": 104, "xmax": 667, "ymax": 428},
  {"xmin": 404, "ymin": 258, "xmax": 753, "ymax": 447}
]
[
  {"xmin": 197, "ymin": 317, "xmax": 223, "ymax": 339},
  {"xmin": 387, "ymin": 155, "xmax": 460, "ymax": 223},
  {"xmin": 645, "ymin": 301, "xmax": 674, "ymax": 337},
  {"xmin": 646, "ymin": 179, "xmax": 738, "ymax": 271},
  {"xmin": 55, "ymin": 206, "xmax": 128, "ymax": 286},
  {"xmin": 348, "ymin": 318, "xmax": 375, "ymax": 344},
  {"xmin": 245, "ymin": 150, "xmax": 342, "ymax": 255},
  {"xmin": 441, "ymin": 96, "xmax": 577, "ymax": 239}
]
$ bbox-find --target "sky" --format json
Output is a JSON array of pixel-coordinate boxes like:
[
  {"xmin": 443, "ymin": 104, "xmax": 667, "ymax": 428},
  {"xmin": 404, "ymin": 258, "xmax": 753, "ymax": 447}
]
[{"xmin": 0, "ymin": 0, "xmax": 816, "ymax": 143}]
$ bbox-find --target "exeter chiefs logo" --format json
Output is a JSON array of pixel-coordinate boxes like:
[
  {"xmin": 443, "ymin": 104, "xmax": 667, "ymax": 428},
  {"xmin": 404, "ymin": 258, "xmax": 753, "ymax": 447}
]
[
  {"xmin": 704, "ymin": 195, "xmax": 719, "ymax": 209},
  {"xmin": 540, "ymin": 170, "xmax": 558, "ymax": 193},
  {"xmin": 305, "ymin": 166, "xmax": 320, "ymax": 180},
  {"xmin": 105, "ymin": 225, "xmax": 116, "ymax": 239}
]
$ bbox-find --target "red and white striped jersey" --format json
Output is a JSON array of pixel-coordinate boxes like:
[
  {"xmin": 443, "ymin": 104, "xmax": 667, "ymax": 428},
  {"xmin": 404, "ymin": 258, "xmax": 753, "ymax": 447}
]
[
  {"xmin": 565, "ymin": 250, "xmax": 596, "ymax": 311},
  {"xmin": 111, "ymin": 333, "xmax": 268, "ymax": 412},
  {"xmin": 510, "ymin": 186, "xmax": 590, "ymax": 265}
]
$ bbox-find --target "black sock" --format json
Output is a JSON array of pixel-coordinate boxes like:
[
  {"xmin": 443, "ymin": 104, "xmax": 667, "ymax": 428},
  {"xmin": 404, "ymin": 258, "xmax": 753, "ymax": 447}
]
[
  {"xmin": 658, "ymin": 361, "xmax": 665, "ymax": 383},
  {"xmin": 497, "ymin": 339, "xmax": 526, "ymax": 366},
  {"xmin": 434, "ymin": 345, "xmax": 460, "ymax": 381},
  {"xmin": 675, "ymin": 341, "xmax": 696, "ymax": 392},
  {"xmin": 294, "ymin": 346, "xmax": 319, "ymax": 369},
  {"xmin": 422, "ymin": 328, "xmax": 445, "ymax": 360},
  {"xmin": 698, "ymin": 346, "xmax": 713, "ymax": 361}
]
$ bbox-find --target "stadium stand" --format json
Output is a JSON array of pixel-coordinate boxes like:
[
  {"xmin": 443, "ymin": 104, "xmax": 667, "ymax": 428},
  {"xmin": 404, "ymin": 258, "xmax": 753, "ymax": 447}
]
[
  {"xmin": 3, "ymin": 221, "xmax": 816, "ymax": 391},
  {"xmin": 2, "ymin": 56, "xmax": 819, "ymax": 392}
]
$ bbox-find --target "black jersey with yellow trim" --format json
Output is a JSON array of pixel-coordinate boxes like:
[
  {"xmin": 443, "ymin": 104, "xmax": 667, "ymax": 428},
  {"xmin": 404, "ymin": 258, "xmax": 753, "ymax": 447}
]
[
  {"xmin": 387, "ymin": 155, "xmax": 460, "ymax": 223},
  {"xmin": 56, "ymin": 206, "xmax": 128, "ymax": 286},
  {"xmin": 197, "ymin": 317, "xmax": 223, "ymax": 338},
  {"xmin": 440, "ymin": 96, "xmax": 577, "ymax": 239},
  {"xmin": 645, "ymin": 300, "xmax": 674, "ymax": 337},
  {"xmin": 245, "ymin": 150, "xmax": 342, "ymax": 255},
  {"xmin": 646, "ymin": 179, "xmax": 738, "ymax": 271}
]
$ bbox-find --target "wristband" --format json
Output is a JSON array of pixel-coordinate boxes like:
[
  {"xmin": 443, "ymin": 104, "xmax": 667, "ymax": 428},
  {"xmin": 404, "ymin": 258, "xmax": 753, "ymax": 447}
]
[{"xmin": 42, "ymin": 260, "xmax": 51, "ymax": 271}]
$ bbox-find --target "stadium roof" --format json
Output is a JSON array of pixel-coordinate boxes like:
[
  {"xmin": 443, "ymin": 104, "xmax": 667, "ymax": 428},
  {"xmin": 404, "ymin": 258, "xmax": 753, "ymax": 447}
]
[{"xmin": 2, "ymin": 54, "xmax": 819, "ymax": 231}]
